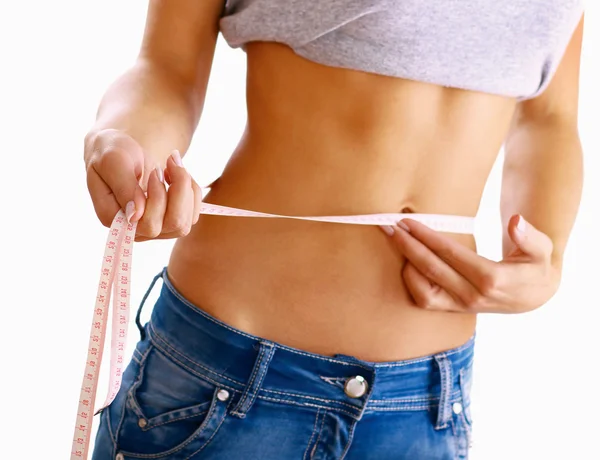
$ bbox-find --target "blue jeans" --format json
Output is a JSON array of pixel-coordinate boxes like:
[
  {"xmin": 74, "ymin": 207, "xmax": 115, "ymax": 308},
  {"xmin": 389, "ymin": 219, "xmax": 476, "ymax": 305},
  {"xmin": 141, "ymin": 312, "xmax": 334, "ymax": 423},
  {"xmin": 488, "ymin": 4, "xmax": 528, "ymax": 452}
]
[{"xmin": 92, "ymin": 269, "xmax": 474, "ymax": 459}]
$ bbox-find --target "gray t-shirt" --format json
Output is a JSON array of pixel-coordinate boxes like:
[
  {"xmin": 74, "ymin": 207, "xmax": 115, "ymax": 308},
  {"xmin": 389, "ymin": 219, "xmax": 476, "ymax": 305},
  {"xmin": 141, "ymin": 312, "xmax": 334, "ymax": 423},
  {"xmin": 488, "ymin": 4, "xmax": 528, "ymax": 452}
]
[{"xmin": 220, "ymin": 0, "xmax": 585, "ymax": 100}]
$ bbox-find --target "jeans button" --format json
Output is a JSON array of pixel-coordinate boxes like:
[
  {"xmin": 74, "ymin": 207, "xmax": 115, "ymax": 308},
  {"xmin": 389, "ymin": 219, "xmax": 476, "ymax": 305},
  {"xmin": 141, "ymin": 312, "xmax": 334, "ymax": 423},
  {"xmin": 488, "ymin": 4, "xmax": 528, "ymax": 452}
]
[
  {"xmin": 115, "ymin": 454, "xmax": 125, "ymax": 460},
  {"xmin": 217, "ymin": 389, "xmax": 230, "ymax": 402},
  {"xmin": 452, "ymin": 402, "xmax": 463, "ymax": 415},
  {"xmin": 344, "ymin": 376, "xmax": 368, "ymax": 398}
]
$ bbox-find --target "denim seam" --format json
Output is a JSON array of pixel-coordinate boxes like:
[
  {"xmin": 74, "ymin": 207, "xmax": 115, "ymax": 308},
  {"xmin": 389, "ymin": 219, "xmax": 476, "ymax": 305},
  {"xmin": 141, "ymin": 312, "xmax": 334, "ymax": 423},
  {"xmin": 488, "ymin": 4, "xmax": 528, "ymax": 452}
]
[
  {"xmin": 231, "ymin": 344, "xmax": 267, "ymax": 417},
  {"xmin": 142, "ymin": 407, "xmax": 210, "ymax": 431},
  {"xmin": 119, "ymin": 390, "xmax": 223, "ymax": 459},
  {"xmin": 186, "ymin": 398, "xmax": 233, "ymax": 460},
  {"xmin": 435, "ymin": 353, "xmax": 452, "ymax": 430},
  {"xmin": 163, "ymin": 278, "xmax": 374, "ymax": 371},
  {"xmin": 319, "ymin": 376, "xmax": 345, "ymax": 387},
  {"xmin": 242, "ymin": 343, "xmax": 275, "ymax": 415},
  {"xmin": 131, "ymin": 349, "xmax": 142, "ymax": 364},
  {"xmin": 339, "ymin": 419, "xmax": 358, "ymax": 460},
  {"xmin": 261, "ymin": 388, "xmax": 361, "ymax": 412},
  {"xmin": 149, "ymin": 334, "xmax": 241, "ymax": 394},
  {"xmin": 365, "ymin": 405, "xmax": 439, "ymax": 412},
  {"xmin": 115, "ymin": 343, "xmax": 153, "ymax": 449},
  {"xmin": 149, "ymin": 322, "xmax": 245, "ymax": 389},
  {"xmin": 103, "ymin": 404, "xmax": 117, "ymax": 452},
  {"xmin": 257, "ymin": 395, "xmax": 360, "ymax": 420},
  {"xmin": 310, "ymin": 409, "xmax": 327, "ymax": 459},
  {"xmin": 303, "ymin": 408, "xmax": 321, "ymax": 460},
  {"xmin": 369, "ymin": 389, "xmax": 462, "ymax": 404}
]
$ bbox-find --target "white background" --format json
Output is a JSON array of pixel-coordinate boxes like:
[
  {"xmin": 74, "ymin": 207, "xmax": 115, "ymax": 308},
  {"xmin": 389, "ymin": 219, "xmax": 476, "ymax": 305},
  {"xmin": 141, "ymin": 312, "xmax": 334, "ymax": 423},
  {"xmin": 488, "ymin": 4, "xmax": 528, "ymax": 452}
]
[{"xmin": 0, "ymin": 2, "xmax": 598, "ymax": 459}]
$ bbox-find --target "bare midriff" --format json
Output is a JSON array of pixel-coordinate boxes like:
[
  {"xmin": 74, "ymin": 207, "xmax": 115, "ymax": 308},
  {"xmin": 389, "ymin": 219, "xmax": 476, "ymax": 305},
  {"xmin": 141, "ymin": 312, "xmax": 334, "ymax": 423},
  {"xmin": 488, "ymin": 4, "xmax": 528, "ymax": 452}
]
[{"xmin": 168, "ymin": 42, "xmax": 518, "ymax": 362}]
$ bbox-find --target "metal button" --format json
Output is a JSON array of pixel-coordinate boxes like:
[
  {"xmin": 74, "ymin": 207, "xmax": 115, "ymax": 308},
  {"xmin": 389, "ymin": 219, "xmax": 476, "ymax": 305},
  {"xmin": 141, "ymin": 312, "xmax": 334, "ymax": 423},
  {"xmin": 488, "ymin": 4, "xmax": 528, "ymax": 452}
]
[
  {"xmin": 115, "ymin": 454, "xmax": 125, "ymax": 460},
  {"xmin": 344, "ymin": 376, "xmax": 368, "ymax": 398},
  {"xmin": 217, "ymin": 389, "xmax": 230, "ymax": 402},
  {"xmin": 137, "ymin": 418, "xmax": 147, "ymax": 428},
  {"xmin": 452, "ymin": 402, "xmax": 463, "ymax": 415}
]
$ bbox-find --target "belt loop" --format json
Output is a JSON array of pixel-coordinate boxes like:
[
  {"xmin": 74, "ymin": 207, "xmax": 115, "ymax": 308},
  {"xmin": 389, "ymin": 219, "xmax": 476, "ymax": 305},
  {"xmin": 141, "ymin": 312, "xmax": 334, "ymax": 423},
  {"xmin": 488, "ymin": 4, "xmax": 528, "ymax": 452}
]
[
  {"xmin": 134, "ymin": 269, "xmax": 164, "ymax": 341},
  {"xmin": 231, "ymin": 342, "xmax": 275, "ymax": 419},
  {"xmin": 434, "ymin": 353, "xmax": 453, "ymax": 430}
]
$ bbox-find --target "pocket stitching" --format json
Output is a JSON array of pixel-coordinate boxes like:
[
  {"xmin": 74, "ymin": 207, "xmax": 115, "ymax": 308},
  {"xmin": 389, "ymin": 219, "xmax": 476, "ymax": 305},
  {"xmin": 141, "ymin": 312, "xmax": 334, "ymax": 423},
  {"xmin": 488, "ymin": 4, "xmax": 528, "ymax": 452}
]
[
  {"xmin": 119, "ymin": 388, "xmax": 229, "ymax": 459},
  {"xmin": 140, "ymin": 404, "xmax": 212, "ymax": 431},
  {"xmin": 127, "ymin": 346, "xmax": 218, "ymax": 429}
]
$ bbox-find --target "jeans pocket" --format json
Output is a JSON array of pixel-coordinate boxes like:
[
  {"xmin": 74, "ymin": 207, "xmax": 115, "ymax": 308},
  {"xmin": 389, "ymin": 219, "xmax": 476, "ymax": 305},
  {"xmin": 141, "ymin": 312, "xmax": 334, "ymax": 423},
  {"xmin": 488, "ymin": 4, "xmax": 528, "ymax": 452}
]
[{"xmin": 114, "ymin": 342, "xmax": 230, "ymax": 458}]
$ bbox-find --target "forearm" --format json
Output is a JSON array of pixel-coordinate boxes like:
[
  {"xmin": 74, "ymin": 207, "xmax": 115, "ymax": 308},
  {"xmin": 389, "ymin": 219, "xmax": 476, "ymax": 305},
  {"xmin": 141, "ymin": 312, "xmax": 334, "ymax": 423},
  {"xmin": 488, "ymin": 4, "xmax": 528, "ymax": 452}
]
[
  {"xmin": 501, "ymin": 119, "xmax": 583, "ymax": 268},
  {"xmin": 85, "ymin": 58, "xmax": 204, "ymax": 164}
]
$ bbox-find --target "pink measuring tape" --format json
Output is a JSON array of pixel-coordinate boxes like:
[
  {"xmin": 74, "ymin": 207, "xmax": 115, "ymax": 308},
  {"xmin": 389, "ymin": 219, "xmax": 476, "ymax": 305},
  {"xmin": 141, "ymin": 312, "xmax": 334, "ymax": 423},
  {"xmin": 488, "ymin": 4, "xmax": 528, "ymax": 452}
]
[{"xmin": 71, "ymin": 202, "xmax": 475, "ymax": 459}]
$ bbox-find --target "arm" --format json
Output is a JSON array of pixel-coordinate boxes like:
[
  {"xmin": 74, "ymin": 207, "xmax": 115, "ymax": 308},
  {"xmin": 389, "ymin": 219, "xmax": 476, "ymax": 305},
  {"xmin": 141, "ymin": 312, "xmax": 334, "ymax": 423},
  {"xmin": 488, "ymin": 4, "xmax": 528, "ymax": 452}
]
[
  {"xmin": 84, "ymin": 0, "xmax": 224, "ymax": 237},
  {"xmin": 85, "ymin": 0, "xmax": 224, "ymax": 167},
  {"xmin": 502, "ymin": 15, "xmax": 585, "ymax": 273}
]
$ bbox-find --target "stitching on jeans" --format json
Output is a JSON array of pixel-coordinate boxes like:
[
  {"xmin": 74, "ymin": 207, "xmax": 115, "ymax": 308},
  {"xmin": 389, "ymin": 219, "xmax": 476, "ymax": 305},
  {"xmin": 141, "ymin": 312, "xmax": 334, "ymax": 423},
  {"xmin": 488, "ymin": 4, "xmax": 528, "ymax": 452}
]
[
  {"xmin": 121, "ymin": 389, "xmax": 222, "ymax": 458},
  {"xmin": 436, "ymin": 353, "xmax": 449, "ymax": 430},
  {"xmin": 150, "ymin": 336, "xmax": 240, "ymax": 394},
  {"xmin": 369, "ymin": 390, "xmax": 462, "ymax": 404},
  {"xmin": 261, "ymin": 388, "xmax": 361, "ymax": 412},
  {"xmin": 143, "ymin": 408, "xmax": 210, "ymax": 430},
  {"xmin": 257, "ymin": 395, "xmax": 360, "ymax": 420},
  {"xmin": 115, "ymin": 344, "xmax": 153, "ymax": 445},
  {"xmin": 310, "ymin": 409, "xmax": 327, "ymax": 459},
  {"xmin": 231, "ymin": 345, "xmax": 266, "ymax": 416},
  {"xmin": 244, "ymin": 344, "xmax": 275, "ymax": 414},
  {"xmin": 149, "ymin": 322, "xmax": 245, "ymax": 387},
  {"xmin": 339, "ymin": 419, "xmax": 358, "ymax": 460},
  {"xmin": 163, "ymin": 278, "xmax": 373, "ymax": 371},
  {"xmin": 365, "ymin": 405, "xmax": 438, "ymax": 412},
  {"xmin": 303, "ymin": 408, "xmax": 321, "ymax": 460},
  {"xmin": 319, "ymin": 376, "xmax": 346, "ymax": 386},
  {"xmin": 103, "ymin": 403, "xmax": 117, "ymax": 448},
  {"xmin": 185, "ymin": 398, "xmax": 234, "ymax": 460}
]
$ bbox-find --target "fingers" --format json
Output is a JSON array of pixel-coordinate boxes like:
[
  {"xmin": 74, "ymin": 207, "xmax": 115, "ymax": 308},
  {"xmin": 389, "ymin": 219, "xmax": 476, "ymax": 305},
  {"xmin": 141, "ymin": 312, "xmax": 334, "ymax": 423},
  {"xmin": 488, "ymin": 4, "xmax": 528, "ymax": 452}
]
[
  {"xmin": 398, "ymin": 218, "xmax": 499, "ymax": 290},
  {"xmin": 86, "ymin": 169, "xmax": 121, "ymax": 228},
  {"xmin": 86, "ymin": 130, "xmax": 147, "ymax": 225},
  {"xmin": 162, "ymin": 151, "xmax": 194, "ymax": 237},
  {"xmin": 403, "ymin": 262, "xmax": 463, "ymax": 312},
  {"xmin": 390, "ymin": 223, "xmax": 480, "ymax": 305},
  {"xmin": 192, "ymin": 179, "xmax": 203, "ymax": 225},
  {"xmin": 135, "ymin": 167, "xmax": 167, "ymax": 239}
]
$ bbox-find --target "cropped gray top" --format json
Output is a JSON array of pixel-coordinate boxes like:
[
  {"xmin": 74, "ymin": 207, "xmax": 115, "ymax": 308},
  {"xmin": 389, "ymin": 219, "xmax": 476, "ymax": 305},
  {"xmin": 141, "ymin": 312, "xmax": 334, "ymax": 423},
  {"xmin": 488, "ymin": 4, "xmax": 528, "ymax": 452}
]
[{"xmin": 219, "ymin": 0, "xmax": 585, "ymax": 100}]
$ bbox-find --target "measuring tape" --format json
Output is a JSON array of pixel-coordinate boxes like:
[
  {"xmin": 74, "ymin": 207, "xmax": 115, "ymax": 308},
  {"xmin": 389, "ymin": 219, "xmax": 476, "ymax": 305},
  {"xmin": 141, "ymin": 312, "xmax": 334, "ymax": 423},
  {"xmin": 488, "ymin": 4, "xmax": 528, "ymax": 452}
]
[{"xmin": 70, "ymin": 203, "xmax": 475, "ymax": 459}]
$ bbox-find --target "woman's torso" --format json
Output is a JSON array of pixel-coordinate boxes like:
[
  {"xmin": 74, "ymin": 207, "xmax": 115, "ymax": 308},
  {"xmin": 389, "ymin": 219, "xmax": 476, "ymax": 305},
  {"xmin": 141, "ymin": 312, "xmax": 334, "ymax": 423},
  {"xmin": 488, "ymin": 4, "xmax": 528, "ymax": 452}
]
[{"xmin": 167, "ymin": 42, "xmax": 518, "ymax": 362}]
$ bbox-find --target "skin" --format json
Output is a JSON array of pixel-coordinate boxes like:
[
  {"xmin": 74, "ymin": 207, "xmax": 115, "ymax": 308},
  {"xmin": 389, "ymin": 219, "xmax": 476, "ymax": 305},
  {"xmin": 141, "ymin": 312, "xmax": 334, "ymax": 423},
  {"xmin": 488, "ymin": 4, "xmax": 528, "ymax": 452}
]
[{"xmin": 84, "ymin": 0, "xmax": 584, "ymax": 362}]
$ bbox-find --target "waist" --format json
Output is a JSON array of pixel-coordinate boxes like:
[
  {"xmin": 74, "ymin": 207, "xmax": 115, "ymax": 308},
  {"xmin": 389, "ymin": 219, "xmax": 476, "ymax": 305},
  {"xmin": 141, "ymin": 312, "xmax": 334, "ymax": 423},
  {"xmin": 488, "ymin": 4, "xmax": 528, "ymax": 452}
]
[{"xmin": 146, "ymin": 270, "xmax": 475, "ymax": 418}]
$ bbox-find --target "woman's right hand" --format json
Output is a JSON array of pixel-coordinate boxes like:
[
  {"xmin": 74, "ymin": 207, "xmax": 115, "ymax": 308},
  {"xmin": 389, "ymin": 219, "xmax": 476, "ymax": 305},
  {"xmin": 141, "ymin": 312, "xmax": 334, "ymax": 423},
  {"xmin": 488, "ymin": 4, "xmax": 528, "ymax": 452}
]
[{"xmin": 85, "ymin": 128, "xmax": 202, "ymax": 242}]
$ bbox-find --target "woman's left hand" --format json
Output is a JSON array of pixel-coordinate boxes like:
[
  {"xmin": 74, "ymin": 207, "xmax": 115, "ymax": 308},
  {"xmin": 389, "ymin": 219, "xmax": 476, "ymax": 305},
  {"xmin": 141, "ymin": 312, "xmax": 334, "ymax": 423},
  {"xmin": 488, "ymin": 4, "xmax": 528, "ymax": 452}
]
[{"xmin": 381, "ymin": 214, "xmax": 561, "ymax": 314}]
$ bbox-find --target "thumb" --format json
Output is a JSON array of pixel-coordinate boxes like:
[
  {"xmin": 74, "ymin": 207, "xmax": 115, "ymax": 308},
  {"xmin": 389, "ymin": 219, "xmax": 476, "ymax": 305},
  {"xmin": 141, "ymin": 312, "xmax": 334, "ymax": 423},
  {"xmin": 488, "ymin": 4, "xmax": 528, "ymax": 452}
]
[{"xmin": 508, "ymin": 214, "xmax": 553, "ymax": 261}]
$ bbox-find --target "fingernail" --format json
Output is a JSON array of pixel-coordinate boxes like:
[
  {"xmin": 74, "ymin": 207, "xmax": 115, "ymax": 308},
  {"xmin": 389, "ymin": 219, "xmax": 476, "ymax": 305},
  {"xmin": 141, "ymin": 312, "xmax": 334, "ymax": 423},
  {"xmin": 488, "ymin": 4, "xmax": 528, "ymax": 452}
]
[
  {"xmin": 397, "ymin": 220, "xmax": 411, "ymax": 232},
  {"xmin": 171, "ymin": 149, "xmax": 183, "ymax": 167},
  {"xmin": 155, "ymin": 166, "xmax": 164, "ymax": 183},
  {"xmin": 125, "ymin": 201, "xmax": 136, "ymax": 223},
  {"xmin": 379, "ymin": 225, "xmax": 395, "ymax": 236},
  {"xmin": 516, "ymin": 215, "xmax": 527, "ymax": 233}
]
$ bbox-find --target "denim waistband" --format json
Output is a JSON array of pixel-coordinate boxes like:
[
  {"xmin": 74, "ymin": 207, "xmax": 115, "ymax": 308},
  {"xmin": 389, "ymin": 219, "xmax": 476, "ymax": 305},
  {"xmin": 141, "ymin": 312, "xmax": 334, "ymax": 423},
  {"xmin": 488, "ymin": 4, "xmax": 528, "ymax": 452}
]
[{"xmin": 136, "ymin": 268, "xmax": 475, "ymax": 424}]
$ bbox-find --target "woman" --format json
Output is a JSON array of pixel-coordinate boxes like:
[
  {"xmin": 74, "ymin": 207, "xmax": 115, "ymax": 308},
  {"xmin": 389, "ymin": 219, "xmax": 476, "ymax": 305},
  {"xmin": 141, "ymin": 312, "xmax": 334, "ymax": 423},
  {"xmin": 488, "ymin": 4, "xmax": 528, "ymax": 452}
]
[{"xmin": 86, "ymin": 1, "xmax": 585, "ymax": 459}]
